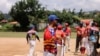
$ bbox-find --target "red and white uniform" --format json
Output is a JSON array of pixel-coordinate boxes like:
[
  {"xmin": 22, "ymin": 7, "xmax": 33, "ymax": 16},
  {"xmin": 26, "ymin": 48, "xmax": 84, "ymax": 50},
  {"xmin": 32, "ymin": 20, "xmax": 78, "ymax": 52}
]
[
  {"xmin": 64, "ymin": 26, "xmax": 71, "ymax": 52},
  {"xmin": 27, "ymin": 30, "xmax": 38, "ymax": 56},
  {"xmin": 55, "ymin": 27, "xmax": 65, "ymax": 56}
]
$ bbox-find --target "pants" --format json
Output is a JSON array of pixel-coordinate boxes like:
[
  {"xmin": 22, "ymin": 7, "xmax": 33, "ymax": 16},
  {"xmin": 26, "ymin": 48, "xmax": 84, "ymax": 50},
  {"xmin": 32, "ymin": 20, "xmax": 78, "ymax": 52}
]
[
  {"xmin": 89, "ymin": 41, "xmax": 97, "ymax": 56},
  {"xmin": 56, "ymin": 39, "xmax": 64, "ymax": 56},
  {"xmin": 56, "ymin": 44, "xmax": 62, "ymax": 56},
  {"xmin": 65, "ymin": 36, "xmax": 70, "ymax": 52},
  {"xmin": 27, "ymin": 40, "xmax": 36, "ymax": 56},
  {"xmin": 89, "ymin": 35, "xmax": 98, "ymax": 56},
  {"xmin": 75, "ymin": 35, "xmax": 82, "ymax": 52},
  {"xmin": 81, "ymin": 37, "xmax": 90, "ymax": 55},
  {"xmin": 44, "ymin": 51, "xmax": 55, "ymax": 56}
]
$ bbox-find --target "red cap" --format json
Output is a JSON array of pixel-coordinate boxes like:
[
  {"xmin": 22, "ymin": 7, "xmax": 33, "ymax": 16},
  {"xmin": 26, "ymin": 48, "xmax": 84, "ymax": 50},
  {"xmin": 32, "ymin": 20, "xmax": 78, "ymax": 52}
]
[
  {"xmin": 86, "ymin": 22, "xmax": 90, "ymax": 25},
  {"xmin": 57, "ymin": 25, "xmax": 62, "ymax": 29}
]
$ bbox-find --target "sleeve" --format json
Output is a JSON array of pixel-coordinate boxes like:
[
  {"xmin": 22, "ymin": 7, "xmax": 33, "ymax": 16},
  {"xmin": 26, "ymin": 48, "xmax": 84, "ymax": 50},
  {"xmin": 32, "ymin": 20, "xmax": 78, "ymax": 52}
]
[{"xmin": 26, "ymin": 33, "xmax": 30, "ymax": 43}]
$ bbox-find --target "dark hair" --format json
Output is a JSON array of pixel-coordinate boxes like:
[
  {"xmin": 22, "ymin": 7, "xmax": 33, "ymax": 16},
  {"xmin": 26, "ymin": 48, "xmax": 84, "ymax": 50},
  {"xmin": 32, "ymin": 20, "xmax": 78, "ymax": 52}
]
[
  {"xmin": 79, "ymin": 23, "xmax": 83, "ymax": 28},
  {"xmin": 91, "ymin": 22, "xmax": 96, "ymax": 26}
]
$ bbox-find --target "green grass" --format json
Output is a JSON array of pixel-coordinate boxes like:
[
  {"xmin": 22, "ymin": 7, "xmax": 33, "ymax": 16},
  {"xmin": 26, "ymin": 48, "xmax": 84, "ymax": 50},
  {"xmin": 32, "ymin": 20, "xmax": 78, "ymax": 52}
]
[
  {"xmin": 0, "ymin": 32, "xmax": 76, "ymax": 38},
  {"xmin": 0, "ymin": 32, "xmax": 43, "ymax": 38}
]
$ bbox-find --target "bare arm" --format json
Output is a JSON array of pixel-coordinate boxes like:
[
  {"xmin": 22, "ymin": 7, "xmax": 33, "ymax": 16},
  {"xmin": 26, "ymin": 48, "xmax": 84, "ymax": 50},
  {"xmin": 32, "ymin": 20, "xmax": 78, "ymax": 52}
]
[
  {"xmin": 35, "ymin": 31, "xmax": 40, "ymax": 42},
  {"xmin": 26, "ymin": 34, "xmax": 30, "ymax": 43}
]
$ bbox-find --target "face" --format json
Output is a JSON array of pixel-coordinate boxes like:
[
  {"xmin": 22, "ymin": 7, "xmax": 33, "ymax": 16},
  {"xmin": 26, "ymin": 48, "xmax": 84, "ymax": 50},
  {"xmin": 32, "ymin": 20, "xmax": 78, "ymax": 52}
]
[{"xmin": 52, "ymin": 20, "xmax": 58, "ymax": 27}]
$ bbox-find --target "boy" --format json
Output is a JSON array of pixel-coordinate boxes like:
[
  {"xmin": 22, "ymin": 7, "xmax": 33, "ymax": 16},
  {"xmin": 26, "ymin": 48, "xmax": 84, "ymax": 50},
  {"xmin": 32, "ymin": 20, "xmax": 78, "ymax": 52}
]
[
  {"xmin": 26, "ymin": 26, "xmax": 40, "ymax": 56},
  {"xmin": 55, "ymin": 24, "xmax": 65, "ymax": 56},
  {"xmin": 64, "ymin": 23, "xmax": 71, "ymax": 52}
]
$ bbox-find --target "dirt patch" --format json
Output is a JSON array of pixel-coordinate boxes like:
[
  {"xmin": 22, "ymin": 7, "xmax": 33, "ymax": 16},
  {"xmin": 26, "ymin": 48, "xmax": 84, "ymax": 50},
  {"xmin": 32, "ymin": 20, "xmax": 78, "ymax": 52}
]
[{"xmin": 0, "ymin": 38, "xmax": 100, "ymax": 56}]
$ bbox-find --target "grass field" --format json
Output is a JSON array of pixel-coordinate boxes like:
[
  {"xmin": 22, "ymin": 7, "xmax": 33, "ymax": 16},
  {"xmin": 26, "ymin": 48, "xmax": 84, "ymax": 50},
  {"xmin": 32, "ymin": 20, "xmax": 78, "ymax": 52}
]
[
  {"xmin": 0, "ymin": 32, "xmax": 43, "ymax": 38},
  {"xmin": 0, "ymin": 32, "xmax": 76, "ymax": 38}
]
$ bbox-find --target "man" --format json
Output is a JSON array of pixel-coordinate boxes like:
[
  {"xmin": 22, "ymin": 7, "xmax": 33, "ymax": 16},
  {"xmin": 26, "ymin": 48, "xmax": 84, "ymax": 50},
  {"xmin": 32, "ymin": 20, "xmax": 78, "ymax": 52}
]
[
  {"xmin": 64, "ymin": 23, "xmax": 71, "ymax": 52},
  {"xmin": 26, "ymin": 26, "xmax": 40, "ymax": 56},
  {"xmin": 75, "ymin": 23, "xmax": 85, "ymax": 54},
  {"xmin": 85, "ymin": 22, "xmax": 91, "ymax": 56},
  {"xmin": 89, "ymin": 22, "xmax": 99, "ymax": 56},
  {"xmin": 44, "ymin": 15, "xmax": 58, "ymax": 56}
]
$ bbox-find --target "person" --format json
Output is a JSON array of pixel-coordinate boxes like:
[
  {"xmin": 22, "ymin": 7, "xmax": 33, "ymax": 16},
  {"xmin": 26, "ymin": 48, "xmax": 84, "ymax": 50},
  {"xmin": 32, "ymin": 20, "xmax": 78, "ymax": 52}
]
[
  {"xmin": 85, "ymin": 22, "xmax": 91, "ymax": 56},
  {"xmin": 26, "ymin": 26, "xmax": 40, "ymax": 56},
  {"xmin": 64, "ymin": 23, "xmax": 71, "ymax": 52},
  {"xmin": 75, "ymin": 23, "xmax": 87, "ymax": 54},
  {"xmin": 88, "ymin": 22, "xmax": 99, "ymax": 56},
  {"xmin": 44, "ymin": 15, "xmax": 58, "ymax": 56},
  {"xmin": 79, "ymin": 23, "xmax": 88, "ymax": 55},
  {"xmin": 55, "ymin": 24, "xmax": 66, "ymax": 56}
]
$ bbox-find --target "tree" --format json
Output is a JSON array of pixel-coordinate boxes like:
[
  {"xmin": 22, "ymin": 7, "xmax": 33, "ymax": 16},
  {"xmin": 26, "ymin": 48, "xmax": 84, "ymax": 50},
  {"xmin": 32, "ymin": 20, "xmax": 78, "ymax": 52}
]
[
  {"xmin": 72, "ymin": 8, "xmax": 76, "ymax": 15},
  {"xmin": 78, "ymin": 9, "xmax": 83, "ymax": 17},
  {"xmin": 94, "ymin": 14, "xmax": 100, "ymax": 27},
  {"xmin": 9, "ymin": 0, "xmax": 46, "ymax": 31},
  {"xmin": 0, "ymin": 11, "xmax": 4, "ymax": 21}
]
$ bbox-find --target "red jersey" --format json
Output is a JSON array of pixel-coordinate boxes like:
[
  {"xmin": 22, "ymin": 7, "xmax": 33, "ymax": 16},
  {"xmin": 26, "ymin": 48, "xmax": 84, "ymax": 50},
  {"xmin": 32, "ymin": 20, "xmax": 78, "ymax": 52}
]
[
  {"xmin": 76, "ymin": 26, "xmax": 86, "ymax": 37},
  {"xmin": 85, "ymin": 25, "xmax": 91, "ymax": 36},
  {"xmin": 64, "ymin": 27, "xmax": 71, "ymax": 36},
  {"xmin": 55, "ymin": 30, "xmax": 65, "ymax": 45}
]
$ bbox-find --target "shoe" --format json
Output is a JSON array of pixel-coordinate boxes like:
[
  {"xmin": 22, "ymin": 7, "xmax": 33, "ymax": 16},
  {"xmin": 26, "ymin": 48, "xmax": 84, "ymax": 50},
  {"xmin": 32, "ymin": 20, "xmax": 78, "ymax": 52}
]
[
  {"xmin": 68, "ymin": 49, "xmax": 70, "ymax": 51},
  {"xmin": 74, "ymin": 52, "xmax": 78, "ymax": 55}
]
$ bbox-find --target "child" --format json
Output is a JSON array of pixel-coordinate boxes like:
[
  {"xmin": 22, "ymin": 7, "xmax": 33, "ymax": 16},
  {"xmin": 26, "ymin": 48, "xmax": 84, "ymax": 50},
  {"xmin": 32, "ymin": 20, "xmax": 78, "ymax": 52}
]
[
  {"xmin": 26, "ymin": 26, "xmax": 40, "ymax": 56},
  {"xmin": 55, "ymin": 24, "xmax": 65, "ymax": 56},
  {"xmin": 64, "ymin": 23, "xmax": 71, "ymax": 52}
]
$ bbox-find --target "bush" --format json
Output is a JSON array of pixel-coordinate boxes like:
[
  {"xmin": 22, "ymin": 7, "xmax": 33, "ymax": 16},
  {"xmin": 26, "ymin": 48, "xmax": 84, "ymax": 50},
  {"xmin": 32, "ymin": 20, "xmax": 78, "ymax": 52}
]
[{"xmin": 1, "ymin": 23, "xmax": 14, "ymax": 31}]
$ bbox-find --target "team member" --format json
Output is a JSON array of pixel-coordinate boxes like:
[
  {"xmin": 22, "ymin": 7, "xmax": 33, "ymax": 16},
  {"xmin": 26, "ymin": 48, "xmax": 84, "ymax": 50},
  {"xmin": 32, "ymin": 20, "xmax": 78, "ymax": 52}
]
[
  {"xmin": 75, "ymin": 23, "xmax": 83, "ymax": 54},
  {"xmin": 44, "ymin": 15, "xmax": 58, "ymax": 56},
  {"xmin": 89, "ymin": 22, "xmax": 99, "ymax": 56},
  {"xmin": 55, "ymin": 24, "xmax": 65, "ymax": 56},
  {"xmin": 64, "ymin": 23, "xmax": 71, "ymax": 52},
  {"xmin": 26, "ymin": 26, "xmax": 40, "ymax": 56},
  {"xmin": 85, "ymin": 22, "xmax": 91, "ymax": 56},
  {"xmin": 79, "ymin": 23, "xmax": 87, "ymax": 55}
]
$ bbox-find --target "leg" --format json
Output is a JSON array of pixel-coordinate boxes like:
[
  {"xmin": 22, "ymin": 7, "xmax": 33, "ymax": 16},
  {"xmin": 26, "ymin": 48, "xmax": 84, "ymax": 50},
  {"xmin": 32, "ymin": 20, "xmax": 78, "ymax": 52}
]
[
  {"xmin": 44, "ymin": 51, "xmax": 49, "ymax": 56},
  {"xmin": 28, "ymin": 40, "xmax": 35, "ymax": 56},
  {"xmin": 85, "ymin": 39, "xmax": 91, "ymax": 56},
  {"xmin": 56, "ymin": 44, "xmax": 62, "ymax": 56},
  {"xmin": 67, "ymin": 36, "xmax": 70, "ymax": 51},
  {"xmin": 90, "ymin": 42, "xmax": 94, "ymax": 56},
  {"xmin": 47, "ymin": 52, "xmax": 55, "ymax": 56},
  {"xmin": 64, "ymin": 36, "xmax": 70, "ymax": 53},
  {"xmin": 75, "ymin": 36, "xmax": 80, "ymax": 52}
]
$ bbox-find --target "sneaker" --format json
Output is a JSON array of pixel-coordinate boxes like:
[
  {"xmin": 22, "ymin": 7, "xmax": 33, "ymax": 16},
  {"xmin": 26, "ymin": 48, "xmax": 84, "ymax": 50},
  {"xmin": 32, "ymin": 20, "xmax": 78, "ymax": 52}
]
[
  {"xmin": 68, "ymin": 49, "xmax": 70, "ymax": 51},
  {"xmin": 74, "ymin": 52, "xmax": 78, "ymax": 55}
]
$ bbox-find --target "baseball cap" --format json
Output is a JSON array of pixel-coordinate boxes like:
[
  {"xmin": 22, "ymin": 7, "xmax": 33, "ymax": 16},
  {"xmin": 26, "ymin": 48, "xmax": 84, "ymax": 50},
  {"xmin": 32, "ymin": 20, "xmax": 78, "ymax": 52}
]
[
  {"xmin": 29, "ymin": 25, "xmax": 35, "ymax": 29},
  {"xmin": 48, "ymin": 15, "xmax": 58, "ymax": 21},
  {"xmin": 57, "ymin": 24, "xmax": 62, "ymax": 29}
]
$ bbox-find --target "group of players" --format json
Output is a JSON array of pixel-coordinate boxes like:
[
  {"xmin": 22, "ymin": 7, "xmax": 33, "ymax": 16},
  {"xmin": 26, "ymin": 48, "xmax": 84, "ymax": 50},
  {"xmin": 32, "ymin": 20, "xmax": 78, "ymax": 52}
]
[{"xmin": 26, "ymin": 14, "xmax": 100, "ymax": 56}]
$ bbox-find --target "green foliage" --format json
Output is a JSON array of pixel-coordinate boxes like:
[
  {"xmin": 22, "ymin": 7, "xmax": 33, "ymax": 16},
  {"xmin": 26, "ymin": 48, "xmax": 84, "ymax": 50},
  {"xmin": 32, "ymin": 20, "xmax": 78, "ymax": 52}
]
[
  {"xmin": 8, "ymin": 0, "xmax": 100, "ymax": 32},
  {"xmin": 94, "ymin": 14, "xmax": 100, "ymax": 27},
  {"xmin": 0, "ymin": 11, "xmax": 4, "ymax": 21},
  {"xmin": 1, "ymin": 24, "xmax": 14, "ymax": 31},
  {"xmin": 9, "ymin": 0, "xmax": 46, "ymax": 31}
]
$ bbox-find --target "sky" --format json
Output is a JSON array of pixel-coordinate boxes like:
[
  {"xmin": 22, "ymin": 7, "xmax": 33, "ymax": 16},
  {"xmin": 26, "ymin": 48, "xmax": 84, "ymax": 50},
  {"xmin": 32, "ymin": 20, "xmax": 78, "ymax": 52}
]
[{"xmin": 0, "ymin": 0, "xmax": 100, "ymax": 13}]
